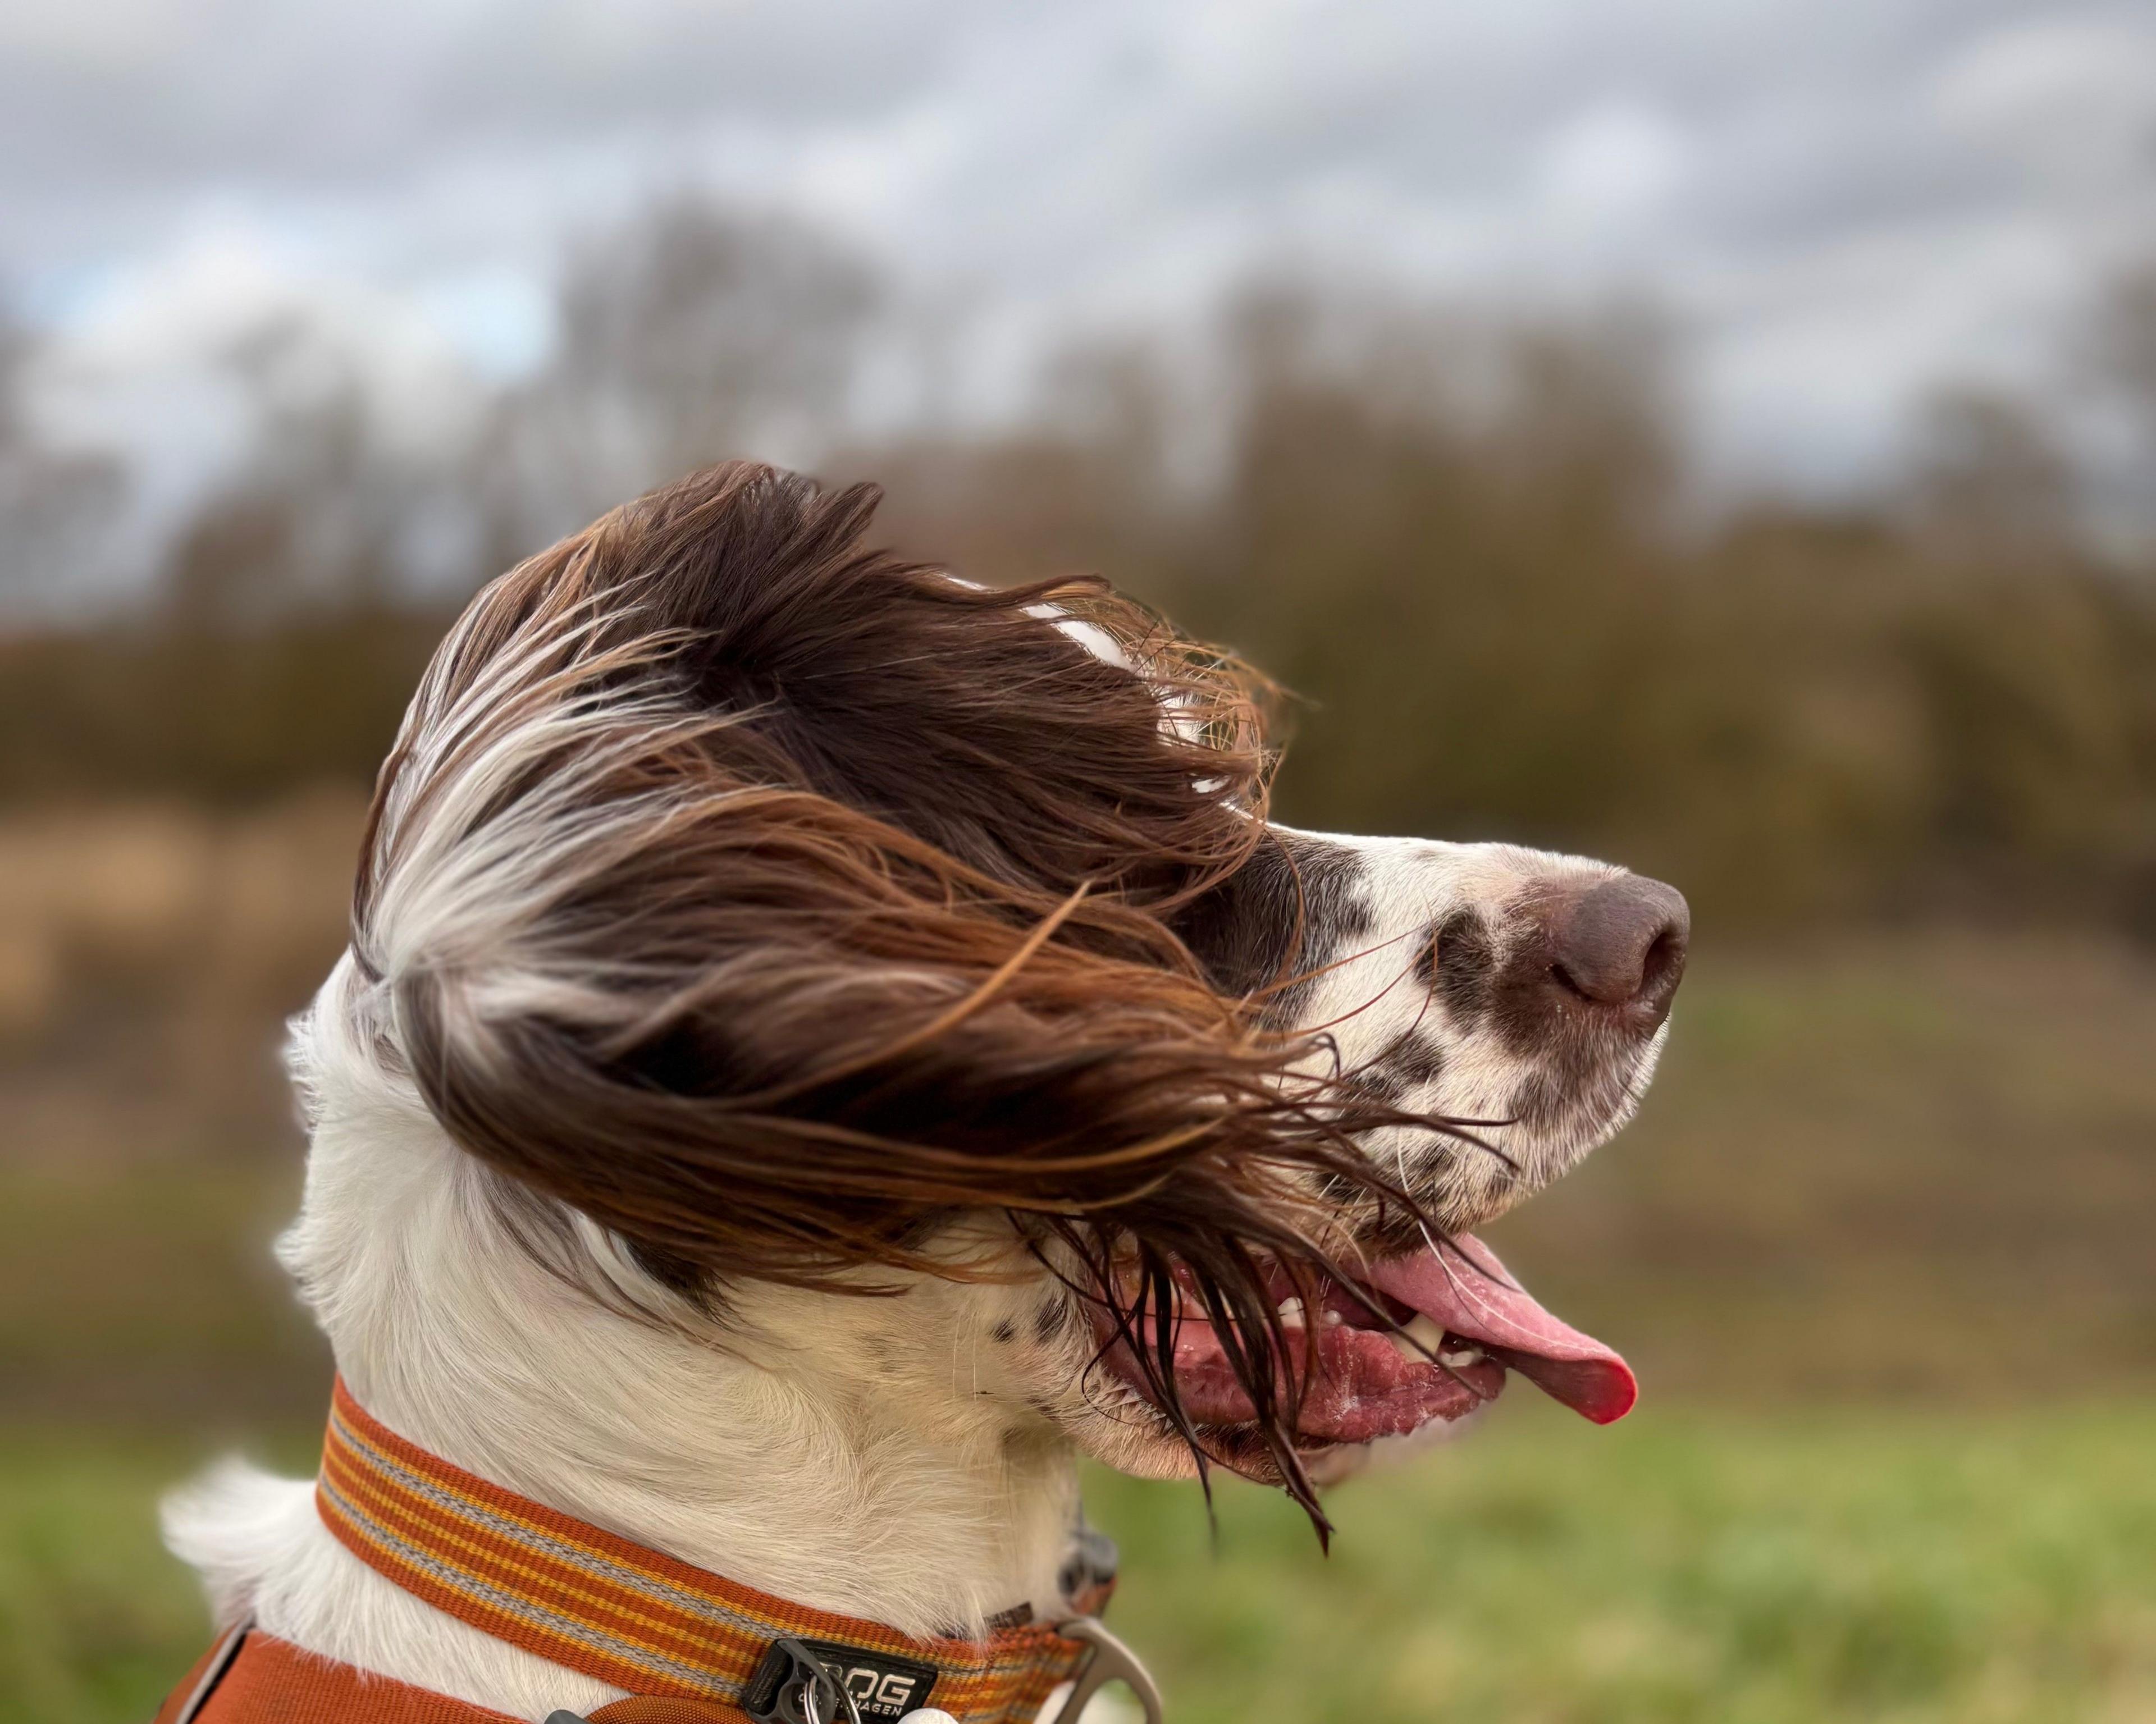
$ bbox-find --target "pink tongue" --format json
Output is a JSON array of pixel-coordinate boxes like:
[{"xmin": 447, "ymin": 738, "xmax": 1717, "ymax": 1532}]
[{"xmin": 1367, "ymin": 1233, "xmax": 1637, "ymax": 1424}]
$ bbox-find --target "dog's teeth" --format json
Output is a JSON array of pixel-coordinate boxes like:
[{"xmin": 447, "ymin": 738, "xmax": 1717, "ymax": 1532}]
[
  {"xmin": 1402, "ymin": 1315, "xmax": 1446, "ymax": 1352},
  {"xmin": 1276, "ymin": 1298, "xmax": 1305, "ymax": 1329},
  {"xmin": 1321, "ymin": 1308, "xmax": 1344, "ymax": 1327},
  {"xmin": 1438, "ymin": 1346, "xmax": 1486, "ymax": 1369},
  {"xmin": 1387, "ymin": 1315, "xmax": 1445, "ymax": 1362}
]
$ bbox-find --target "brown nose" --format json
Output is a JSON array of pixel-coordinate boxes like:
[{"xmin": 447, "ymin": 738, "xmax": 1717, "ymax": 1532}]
[{"xmin": 1547, "ymin": 875, "xmax": 1689, "ymax": 1025}]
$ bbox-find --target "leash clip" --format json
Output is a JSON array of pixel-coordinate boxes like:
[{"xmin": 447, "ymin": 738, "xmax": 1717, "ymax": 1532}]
[{"xmin": 1049, "ymin": 1616, "xmax": 1163, "ymax": 1724}]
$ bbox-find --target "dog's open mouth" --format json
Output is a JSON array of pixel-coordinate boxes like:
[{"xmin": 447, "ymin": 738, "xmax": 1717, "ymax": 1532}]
[{"xmin": 1099, "ymin": 1233, "xmax": 1634, "ymax": 1453}]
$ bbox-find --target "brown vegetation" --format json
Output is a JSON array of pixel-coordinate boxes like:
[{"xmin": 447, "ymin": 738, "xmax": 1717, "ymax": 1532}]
[
  {"xmin": 6, "ymin": 215, "xmax": 2154, "ymax": 936},
  {"xmin": 0, "ymin": 791, "xmax": 363, "ymax": 1168}
]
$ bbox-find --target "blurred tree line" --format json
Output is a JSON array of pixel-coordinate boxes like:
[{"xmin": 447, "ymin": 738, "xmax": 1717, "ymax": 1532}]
[{"xmin": 2, "ymin": 200, "xmax": 2154, "ymax": 935}]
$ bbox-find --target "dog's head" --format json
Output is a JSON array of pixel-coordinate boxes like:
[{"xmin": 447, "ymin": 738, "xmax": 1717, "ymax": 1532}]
[{"xmin": 319, "ymin": 461, "xmax": 1685, "ymax": 1529}]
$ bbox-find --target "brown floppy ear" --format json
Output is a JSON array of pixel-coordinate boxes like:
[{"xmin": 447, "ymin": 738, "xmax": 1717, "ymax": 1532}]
[{"xmin": 355, "ymin": 461, "xmax": 1446, "ymax": 1528}]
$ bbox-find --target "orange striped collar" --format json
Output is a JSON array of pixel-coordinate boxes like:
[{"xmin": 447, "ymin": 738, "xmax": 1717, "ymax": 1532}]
[{"xmin": 316, "ymin": 1378, "xmax": 1099, "ymax": 1724}]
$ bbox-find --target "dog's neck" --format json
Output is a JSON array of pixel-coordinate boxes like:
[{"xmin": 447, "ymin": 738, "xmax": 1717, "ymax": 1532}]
[
  {"xmin": 166, "ymin": 1077, "xmax": 1087, "ymax": 1718},
  {"xmin": 343, "ymin": 1286, "xmax": 1085, "ymax": 1639},
  {"xmin": 321, "ymin": 1109, "xmax": 1087, "ymax": 1636}
]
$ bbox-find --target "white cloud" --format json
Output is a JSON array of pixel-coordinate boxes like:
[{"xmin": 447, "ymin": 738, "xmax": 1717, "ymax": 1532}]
[{"xmin": 1536, "ymin": 102, "xmax": 1692, "ymax": 224}]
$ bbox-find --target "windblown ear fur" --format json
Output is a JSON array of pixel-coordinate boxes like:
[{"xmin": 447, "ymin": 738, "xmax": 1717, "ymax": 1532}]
[{"xmin": 346, "ymin": 461, "xmax": 1439, "ymax": 1521}]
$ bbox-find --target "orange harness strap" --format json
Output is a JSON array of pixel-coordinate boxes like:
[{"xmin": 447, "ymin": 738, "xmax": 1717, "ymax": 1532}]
[
  {"xmin": 153, "ymin": 1627, "xmax": 741, "ymax": 1723},
  {"xmin": 157, "ymin": 1631, "xmax": 522, "ymax": 1723},
  {"xmin": 155, "ymin": 1379, "xmax": 1103, "ymax": 1724}
]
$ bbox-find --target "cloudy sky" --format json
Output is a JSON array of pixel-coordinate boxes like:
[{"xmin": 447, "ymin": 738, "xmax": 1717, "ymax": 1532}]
[{"xmin": 5, "ymin": 0, "xmax": 2155, "ymax": 505}]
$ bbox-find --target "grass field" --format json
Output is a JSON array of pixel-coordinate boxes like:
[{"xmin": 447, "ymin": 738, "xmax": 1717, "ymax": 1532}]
[
  {"xmin": 1093, "ymin": 1400, "xmax": 2156, "ymax": 1724},
  {"xmin": 7, "ymin": 1401, "xmax": 2155, "ymax": 1724}
]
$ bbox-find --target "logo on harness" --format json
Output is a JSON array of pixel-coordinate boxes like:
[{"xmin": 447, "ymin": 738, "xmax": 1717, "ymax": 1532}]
[{"xmin": 742, "ymin": 1636, "xmax": 940, "ymax": 1724}]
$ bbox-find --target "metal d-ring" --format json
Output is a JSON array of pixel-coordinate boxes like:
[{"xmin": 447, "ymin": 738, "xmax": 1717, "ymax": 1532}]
[
  {"xmin": 769, "ymin": 1636, "xmax": 864, "ymax": 1724},
  {"xmin": 801, "ymin": 1673, "xmax": 864, "ymax": 1724},
  {"xmin": 1049, "ymin": 1616, "xmax": 1164, "ymax": 1724}
]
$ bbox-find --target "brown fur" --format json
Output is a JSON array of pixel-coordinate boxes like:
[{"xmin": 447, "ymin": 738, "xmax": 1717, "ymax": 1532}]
[{"xmin": 354, "ymin": 461, "xmax": 1465, "ymax": 1526}]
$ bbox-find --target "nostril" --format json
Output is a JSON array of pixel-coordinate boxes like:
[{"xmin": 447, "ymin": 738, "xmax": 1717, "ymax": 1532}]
[
  {"xmin": 1639, "ymin": 925, "xmax": 1685, "ymax": 998},
  {"xmin": 1547, "ymin": 960, "xmax": 1596, "ymax": 1003}
]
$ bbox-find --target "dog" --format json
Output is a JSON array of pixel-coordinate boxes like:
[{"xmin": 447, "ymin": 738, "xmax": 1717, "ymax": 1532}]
[{"xmin": 163, "ymin": 460, "xmax": 1687, "ymax": 1723}]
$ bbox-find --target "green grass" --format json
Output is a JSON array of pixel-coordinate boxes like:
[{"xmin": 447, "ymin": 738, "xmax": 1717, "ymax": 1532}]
[
  {"xmin": 8, "ymin": 1401, "xmax": 2155, "ymax": 1724},
  {"xmin": 0, "ymin": 1434, "xmax": 231, "ymax": 1724},
  {"xmin": 1091, "ymin": 1398, "xmax": 2156, "ymax": 1724}
]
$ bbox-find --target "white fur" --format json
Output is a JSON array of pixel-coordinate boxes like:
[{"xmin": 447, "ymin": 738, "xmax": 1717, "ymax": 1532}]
[
  {"xmin": 162, "ymin": 583, "xmax": 1671, "ymax": 1717},
  {"xmin": 165, "ymin": 954, "xmax": 1086, "ymax": 1720},
  {"xmin": 1278, "ymin": 831, "xmax": 1672, "ymax": 1227},
  {"xmin": 163, "ymin": 827, "xmax": 1667, "ymax": 1719}
]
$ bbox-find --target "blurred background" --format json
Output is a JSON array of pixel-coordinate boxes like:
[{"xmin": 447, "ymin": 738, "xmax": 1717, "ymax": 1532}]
[{"xmin": 3, "ymin": 3, "xmax": 2155, "ymax": 1720}]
